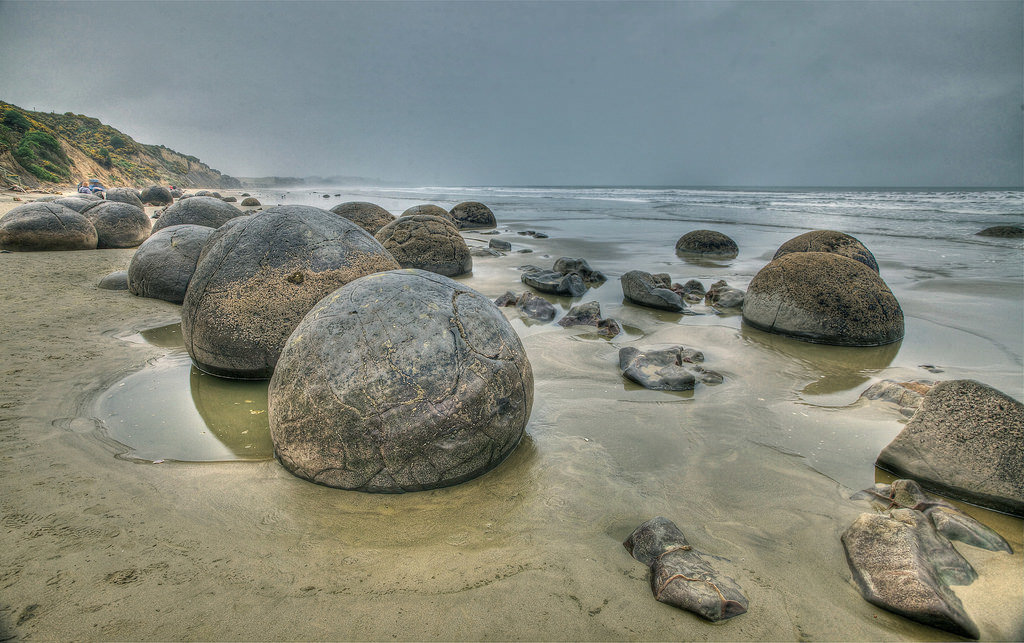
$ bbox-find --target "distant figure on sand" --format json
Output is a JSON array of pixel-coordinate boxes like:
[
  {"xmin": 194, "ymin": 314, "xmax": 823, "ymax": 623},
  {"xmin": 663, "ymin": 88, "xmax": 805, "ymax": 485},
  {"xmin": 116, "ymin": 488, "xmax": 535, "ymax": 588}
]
[
  {"xmin": 88, "ymin": 178, "xmax": 106, "ymax": 196},
  {"xmin": 77, "ymin": 181, "xmax": 91, "ymax": 194}
]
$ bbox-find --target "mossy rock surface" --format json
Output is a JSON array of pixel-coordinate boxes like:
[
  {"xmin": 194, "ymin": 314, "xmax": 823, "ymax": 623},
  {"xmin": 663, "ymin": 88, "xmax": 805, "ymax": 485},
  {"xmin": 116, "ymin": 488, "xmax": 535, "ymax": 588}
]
[
  {"xmin": 773, "ymin": 230, "xmax": 879, "ymax": 273},
  {"xmin": 743, "ymin": 252, "xmax": 903, "ymax": 346},
  {"xmin": 84, "ymin": 201, "xmax": 151, "ymax": 248},
  {"xmin": 269, "ymin": 269, "xmax": 533, "ymax": 492},
  {"xmin": 375, "ymin": 214, "xmax": 471, "ymax": 277},
  {"xmin": 0, "ymin": 202, "xmax": 97, "ymax": 251},
  {"xmin": 449, "ymin": 201, "xmax": 496, "ymax": 230},
  {"xmin": 401, "ymin": 204, "xmax": 454, "ymax": 223},
  {"xmin": 152, "ymin": 196, "xmax": 242, "ymax": 232},
  {"xmin": 129, "ymin": 224, "xmax": 214, "ymax": 304},
  {"xmin": 330, "ymin": 201, "xmax": 395, "ymax": 235}
]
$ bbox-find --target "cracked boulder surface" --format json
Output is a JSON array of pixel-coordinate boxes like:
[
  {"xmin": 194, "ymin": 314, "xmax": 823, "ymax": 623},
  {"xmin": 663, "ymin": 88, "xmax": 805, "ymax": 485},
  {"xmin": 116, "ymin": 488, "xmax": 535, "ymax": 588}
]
[
  {"xmin": 841, "ymin": 509, "xmax": 980, "ymax": 639},
  {"xmin": 128, "ymin": 224, "xmax": 214, "ymax": 304},
  {"xmin": 0, "ymin": 202, "xmax": 98, "ymax": 251},
  {"xmin": 401, "ymin": 204, "xmax": 454, "ymax": 223},
  {"xmin": 54, "ymin": 196, "xmax": 101, "ymax": 213},
  {"xmin": 675, "ymin": 230, "xmax": 738, "ymax": 258},
  {"xmin": 620, "ymin": 270, "xmax": 687, "ymax": 312},
  {"xmin": 374, "ymin": 214, "xmax": 472, "ymax": 277},
  {"xmin": 619, "ymin": 346, "xmax": 723, "ymax": 391},
  {"xmin": 624, "ymin": 517, "xmax": 748, "ymax": 622},
  {"xmin": 152, "ymin": 196, "xmax": 244, "ymax": 233},
  {"xmin": 742, "ymin": 252, "xmax": 903, "ymax": 346},
  {"xmin": 449, "ymin": 201, "xmax": 497, "ymax": 230},
  {"xmin": 268, "ymin": 269, "xmax": 533, "ymax": 493},
  {"xmin": 83, "ymin": 201, "xmax": 152, "ymax": 248},
  {"xmin": 330, "ymin": 201, "xmax": 396, "ymax": 235},
  {"xmin": 105, "ymin": 187, "xmax": 144, "ymax": 208},
  {"xmin": 182, "ymin": 205, "xmax": 400, "ymax": 379},
  {"xmin": 876, "ymin": 379, "xmax": 1024, "ymax": 516},
  {"xmin": 773, "ymin": 229, "xmax": 879, "ymax": 272}
]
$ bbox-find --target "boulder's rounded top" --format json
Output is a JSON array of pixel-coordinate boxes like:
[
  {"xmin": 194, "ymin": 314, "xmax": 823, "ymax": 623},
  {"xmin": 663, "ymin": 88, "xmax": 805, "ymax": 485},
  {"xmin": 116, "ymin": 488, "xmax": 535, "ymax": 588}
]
[
  {"xmin": 675, "ymin": 230, "xmax": 738, "ymax": 257},
  {"xmin": 330, "ymin": 201, "xmax": 395, "ymax": 235},
  {"xmin": 450, "ymin": 201, "xmax": 497, "ymax": 230},
  {"xmin": 773, "ymin": 229, "xmax": 879, "ymax": 273},
  {"xmin": 401, "ymin": 204, "xmax": 454, "ymax": 222},
  {"xmin": 152, "ymin": 196, "xmax": 242, "ymax": 232}
]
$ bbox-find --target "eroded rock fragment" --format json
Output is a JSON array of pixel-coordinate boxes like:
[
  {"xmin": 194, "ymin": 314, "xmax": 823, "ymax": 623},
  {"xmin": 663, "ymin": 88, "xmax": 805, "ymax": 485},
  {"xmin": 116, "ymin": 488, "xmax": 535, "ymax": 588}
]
[{"xmin": 619, "ymin": 346, "xmax": 723, "ymax": 391}]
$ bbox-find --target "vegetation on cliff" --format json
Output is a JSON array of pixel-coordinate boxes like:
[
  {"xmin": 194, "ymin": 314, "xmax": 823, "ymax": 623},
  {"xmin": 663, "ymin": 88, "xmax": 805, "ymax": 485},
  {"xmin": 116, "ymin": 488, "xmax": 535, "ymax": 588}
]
[{"xmin": 0, "ymin": 101, "xmax": 240, "ymax": 190}]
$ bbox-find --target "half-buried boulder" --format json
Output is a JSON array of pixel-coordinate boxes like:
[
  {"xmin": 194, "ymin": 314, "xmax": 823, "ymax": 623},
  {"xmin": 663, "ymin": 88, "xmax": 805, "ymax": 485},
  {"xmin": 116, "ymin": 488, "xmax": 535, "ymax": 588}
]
[
  {"xmin": 152, "ymin": 196, "xmax": 242, "ymax": 232},
  {"xmin": 742, "ymin": 252, "xmax": 903, "ymax": 346},
  {"xmin": 330, "ymin": 202, "xmax": 395, "ymax": 235},
  {"xmin": 976, "ymin": 225, "xmax": 1024, "ymax": 238},
  {"xmin": 182, "ymin": 205, "xmax": 399, "ymax": 379},
  {"xmin": 268, "ymin": 269, "xmax": 533, "ymax": 492},
  {"xmin": 401, "ymin": 204, "xmax": 454, "ymax": 223},
  {"xmin": 105, "ymin": 188, "xmax": 144, "ymax": 208},
  {"xmin": 621, "ymin": 270, "xmax": 687, "ymax": 312},
  {"xmin": 140, "ymin": 185, "xmax": 173, "ymax": 206},
  {"xmin": 449, "ymin": 201, "xmax": 497, "ymax": 229},
  {"xmin": 84, "ymin": 201, "xmax": 152, "ymax": 248},
  {"xmin": 240, "ymin": 197, "xmax": 261, "ymax": 207},
  {"xmin": 129, "ymin": 224, "xmax": 215, "ymax": 304},
  {"xmin": 374, "ymin": 214, "xmax": 471, "ymax": 277},
  {"xmin": 675, "ymin": 230, "xmax": 738, "ymax": 258},
  {"xmin": 98, "ymin": 270, "xmax": 129, "ymax": 290},
  {"xmin": 0, "ymin": 202, "xmax": 98, "ymax": 251},
  {"xmin": 876, "ymin": 379, "xmax": 1024, "ymax": 516},
  {"xmin": 773, "ymin": 230, "xmax": 879, "ymax": 273}
]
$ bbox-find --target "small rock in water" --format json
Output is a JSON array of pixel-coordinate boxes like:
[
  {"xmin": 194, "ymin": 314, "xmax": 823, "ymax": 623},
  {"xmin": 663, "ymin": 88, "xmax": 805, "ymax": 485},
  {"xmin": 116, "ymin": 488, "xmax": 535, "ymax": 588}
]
[
  {"xmin": 675, "ymin": 279, "xmax": 706, "ymax": 302},
  {"xmin": 557, "ymin": 301, "xmax": 622, "ymax": 338},
  {"xmin": 494, "ymin": 291, "xmax": 518, "ymax": 307},
  {"xmin": 520, "ymin": 266, "xmax": 586, "ymax": 297},
  {"xmin": 621, "ymin": 270, "xmax": 687, "ymax": 312},
  {"xmin": 489, "ymin": 238, "xmax": 512, "ymax": 252},
  {"xmin": 515, "ymin": 292, "xmax": 556, "ymax": 321},
  {"xmin": 704, "ymin": 280, "xmax": 745, "ymax": 309},
  {"xmin": 919, "ymin": 364, "xmax": 944, "ymax": 373},
  {"xmin": 553, "ymin": 257, "xmax": 606, "ymax": 284},
  {"xmin": 619, "ymin": 346, "xmax": 723, "ymax": 391}
]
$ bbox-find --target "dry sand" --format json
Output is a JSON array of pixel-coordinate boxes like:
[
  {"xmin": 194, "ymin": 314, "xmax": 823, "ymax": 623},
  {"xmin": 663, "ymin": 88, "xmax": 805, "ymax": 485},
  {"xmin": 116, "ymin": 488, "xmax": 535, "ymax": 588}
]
[{"xmin": 0, "ymin": 189, "xmax": 1020, "ymax": 641}]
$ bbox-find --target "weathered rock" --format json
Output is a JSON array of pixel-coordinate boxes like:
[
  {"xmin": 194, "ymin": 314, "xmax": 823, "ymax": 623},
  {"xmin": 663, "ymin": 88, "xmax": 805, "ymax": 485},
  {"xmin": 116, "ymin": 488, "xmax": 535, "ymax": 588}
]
[
  {"xmin": 105, "ymin": 188, "xmax": 144, "ymax": 208},
  {"xmin": 182, "ymin": 205, "xmax": 400, "ymax": 379},
  {"xmin": 54, "ymin": 197, "xmax": 101, "ymax": 213},
  {"xmin": 704, "ymin": 280, "xmax": 744, "ymax": 309},
  {"xmin": 221, "ymin": 196, "xmax": 237, "ymax": 203},
  {"xmin": 401, "ymin": 204, "xmax": 454, "ymax": 223},
  {"xmin": 129, "ymin": 224, "xmax": 215, "ymax": 304},
  {"xmin": 624, "ymin": 517, "xmax": 748, "ymax": 622},
  {"xmin": 860, "ymin": 380, "xmax": 934, "ymax": 417},
  {"xmin": 557, "ymin": 301, "xmax": 602, "ymax": 327},
  {"xmin": 515, "ymin": 292, "xmax": 556, "ymax": 321},
  {"xmin": 743, "ymin": 252, "xmax": 903, "ymax": 346},
  {"xmin": 374, "ymin": 215, "xmax": 472, "ymax": 277},
  {"xmin": 98, "ymin": 270, "xmax": 129, "ymax": 290},
  {"xmin": 494, "ymin": 291, "xmax": 518, "ymax": 307},
  {"xmin": 621, "ymin": 270, "xmax": 687, "ymax": 312},
  {"xmin": 521, "ymin": 266, "xmax": 586, "ymax": 297},
  {"xmin": 976, "ymin": 225, "xmax": 1024, "ymax": 238},
  {"xmin": 596, "ymin": 318, "xmax": 622, "ymax": 338},
  {"xmin": 450, "ymin": 201, "xmax": 496, "ymax": 229},
  {"xmin": 517, "ymin": 230, "xmax": 548, "ymax": 239},
  {"xmin": 0, "ymin": 203, "xmax": 98, "ymax": 251},
  {"xmin": 83, "ymin": 201, "xmax": 152, "ymax": 248},
  {"xmin": 619, "ymin": 346, "xmax": 723, "ymax": 391},
  {"xmin": 677, "ymin": 279, "xmax": 706, "ymax": 302},
  {"xmin": 268, "ymin": 269, "xmax": 533, "ymax": 492},
  {"xmin": 841, "ymin": 510, "xmax": 979, "ymax": 639},
  {"xmin": 553, "ymin": 257, "xmax": 606, "ymax": 284},
  {"xmin": 169, "ymin": 188, "xmax": 183, "ymax": 198},
  {"xmin": 140, "ymin": 185, "xmax": 173, "ymax": 206},
  {"xmin": 152, "ymin": 196, "xmax": 243, "ymax": 233},
  {"xmin": 774, "ymin": 230, "xmax": 879, "ymax": 273},
  {"xmin": 194, "ymin": 190, "xmax": 212, "ymax": 196},
  {"xmin": 471, "ymin": 247, "xmax": 501, "ymax": 257},
  {"xmin": 675, "ymin": 230, "xmax": 738, "ymax": 257},
  {"xmin": 876, "ymin": 379, "xmax": 1024, "ymax": 516},
  {"xmin": 489, "ymin": 238, "xmax": 511, "ymax": 252},
  {"xmin": 329, "ymin": 202, "xmax": 396, "ymax": 235},
  {"xmin": 240, "ymin": 197, "xmax": 261, "ymax": 207}
]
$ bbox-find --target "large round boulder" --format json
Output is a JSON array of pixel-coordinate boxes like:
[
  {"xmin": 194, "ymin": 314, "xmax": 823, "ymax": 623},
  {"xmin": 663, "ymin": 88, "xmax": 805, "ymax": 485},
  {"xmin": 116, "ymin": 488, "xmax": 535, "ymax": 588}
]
[
  {"xmin": 0, "ymin": 203, "xmax": 98, "ymax": 251},
  {"xmin": 330, "ymin": 202, "xmax": 395, "ymax": 235},
  {"xmin": 269, "ymin": 269, "xmax": 533, "ymax": 492},
  {"xmin": 84, "ymin": 201, "xmax": 152, "ymax": 248},
  {"xmin": 773, "ymin": 230, "xmax": 879, "ymax": 273},
  {"xmin": 140, "ymin": 185, "xmax": 173, "ymax": 206},
  {"xmin": 450, "ymin": 201, "xmax": 496, "ymax": 230},
  {"xmin": 105, "ymin": 188, "xmax": 144, "ymax": 208},
  {"xmin": 54, "ymin": 197, "xmax": 101, "ymax": 213},
  {"xmin": 374, "ymin": 215, "xmax": 472, "ymax": 277},
  {"xmin": 743, "ymin": 252, "xmax": 903, "ymax": 346},
  {"xmin": 401, "ymin": 204, "xmax": 454, "ymax": 223},
  {"xmin": 240, "ymin": 197, "xmax": 261, "ymax": 207},
  {"xmin": 128, "ymin": 224, "xmax": 215, "ymax": 303},
  {"xmin": 152, "ymin": 196, "xmax": 242, "ymax": 233},
  {"xmin": 675, "ymin": 230, "xmax": 738, "ymax": 257},
  {"xmin": 876, "ymin": 380, "xmax": 1024, "ymax": 516},
  {"xmin": 181, "ymin": 205, "xmax": 400, "ymax": 379}
]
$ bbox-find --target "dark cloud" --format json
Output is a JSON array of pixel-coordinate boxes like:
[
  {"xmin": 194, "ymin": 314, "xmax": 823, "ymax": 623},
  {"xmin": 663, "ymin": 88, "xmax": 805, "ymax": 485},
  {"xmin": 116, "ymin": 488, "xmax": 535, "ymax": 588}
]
[{"xmin": 1, "ymin": 0, "xmax": 1019, "ymax": 186}]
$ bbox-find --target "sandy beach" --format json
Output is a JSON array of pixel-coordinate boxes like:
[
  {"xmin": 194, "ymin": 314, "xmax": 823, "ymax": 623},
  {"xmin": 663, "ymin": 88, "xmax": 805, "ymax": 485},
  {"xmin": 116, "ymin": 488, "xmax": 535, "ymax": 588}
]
[{"xmin": 0, "ymin": 187, "xmax": 1021, "ymax": 641}]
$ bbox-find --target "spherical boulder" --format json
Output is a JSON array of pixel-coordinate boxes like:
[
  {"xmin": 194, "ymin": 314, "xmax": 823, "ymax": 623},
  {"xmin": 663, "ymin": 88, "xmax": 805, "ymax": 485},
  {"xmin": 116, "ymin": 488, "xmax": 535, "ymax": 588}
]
[
  {"xmin": 98, "ymin": 270, "xmax": 129, "ymax": 290},
  {"xmin": 221, "ymin": 196, "xmax": 237, "ymax": 203},
  {"xmin": 105, "ymin": 188, "xmax": 144, "ymax": 208},
  {"xmin": 330, "ymin": 202, "xmax": 395, "ymax": 235},
  {"xmin": 240, "ymin": 197, "xmax": 261, "ymax": 207},
  {"xmin": 140, "ymin": 185, "xmax": 173, "ymax": 206},
  {"xmin": 54, "ymin": 197, "xmax": 102, "ymax": 214},
  {"xmin": 84, "ymin": 201, "xmax": 152, "ymax": 248},
  {"xmin": 450, "ymin": 201, "xmax": 496, "ymax": 230},
  {"xmin": 152, "ymin": 196, "xmax": 242, "ymax": 233},
  {"xmin": 181, "ymin": 205, "xmax": 400, "ymax": 379},
  {"xmin": 675, "ymin": 230, "xmax": 738, "ymax": 258},
  {"xmin": 401, "ymin": 204, "xmax": 454, "ymax": 223},
  {"xmin": 128, "ymin": 224, "xmax": 215, "ymax": 303},
  {"xmin": 773, "ymin": 230, "xmax": 879, "ymax": 273},
  {"xmin": 269, "ymin": 269, "xmax": 533, "ymax": 492},
  {"xmin": 374, "ymin": 215, "xmax": 471, "ymax": 277},
  {"xmin": 743, "ymin": 252, "xmax": 903, "ymax": 346},
  {"xmin": 0, "ymin": 203, "xmax": 98, "ymax": 251}
]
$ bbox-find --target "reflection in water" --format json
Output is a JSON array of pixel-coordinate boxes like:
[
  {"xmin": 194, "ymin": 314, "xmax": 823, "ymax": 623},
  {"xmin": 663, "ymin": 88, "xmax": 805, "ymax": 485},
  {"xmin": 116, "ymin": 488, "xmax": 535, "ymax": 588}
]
[{"xmin": 190, "ymin": 367, "xmax": 274, "ymax": 456}]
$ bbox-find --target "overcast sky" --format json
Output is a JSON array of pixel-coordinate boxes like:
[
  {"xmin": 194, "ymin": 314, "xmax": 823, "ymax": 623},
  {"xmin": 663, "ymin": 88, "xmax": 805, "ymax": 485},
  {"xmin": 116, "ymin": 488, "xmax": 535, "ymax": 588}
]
[{"xmin": 1, "ymin": 1, "xmax": 1020, "ymax": 187}]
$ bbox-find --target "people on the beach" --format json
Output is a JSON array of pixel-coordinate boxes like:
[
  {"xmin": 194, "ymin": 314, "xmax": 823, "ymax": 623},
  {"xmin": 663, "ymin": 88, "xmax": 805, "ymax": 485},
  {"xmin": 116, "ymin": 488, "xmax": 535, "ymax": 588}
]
[{"xmin": 77, "ymin": 181, "xmax": 91, "ymax": 194}]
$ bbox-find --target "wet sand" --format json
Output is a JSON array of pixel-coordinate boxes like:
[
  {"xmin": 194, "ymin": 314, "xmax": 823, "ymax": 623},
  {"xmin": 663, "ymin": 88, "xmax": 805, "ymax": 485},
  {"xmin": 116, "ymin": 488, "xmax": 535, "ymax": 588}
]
[{"xmin": 0, "ymin": 190, "xmax": 1021, "ymax": 640}]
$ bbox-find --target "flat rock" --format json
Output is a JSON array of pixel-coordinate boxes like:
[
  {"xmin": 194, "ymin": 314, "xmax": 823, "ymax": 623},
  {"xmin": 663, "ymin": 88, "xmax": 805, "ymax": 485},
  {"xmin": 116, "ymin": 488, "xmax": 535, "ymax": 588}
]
[
  {"xmin": 773, "ymin": 229, "xmax": 879, "ymax": 272},
  {"xmin": 860, "ymin": 380, "xmax": 934, "ymax": 417},
  {"xmin": 521, "ymin": 266, "xmax": 586, "ymax": 297},
  {"xmin": 621, "ymin": 270, "xmax": 687, "ymax": 312},
  {"xmin": 619, "ymin": 346, "xmax": 723, "ymax": 391}
]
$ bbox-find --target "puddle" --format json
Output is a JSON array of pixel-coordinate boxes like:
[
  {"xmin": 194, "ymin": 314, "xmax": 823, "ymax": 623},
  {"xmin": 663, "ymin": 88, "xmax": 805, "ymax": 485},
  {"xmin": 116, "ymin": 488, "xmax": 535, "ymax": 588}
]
[{"xmin": 96, "ymin": 323, "xmax": 273, "ymax": 462}]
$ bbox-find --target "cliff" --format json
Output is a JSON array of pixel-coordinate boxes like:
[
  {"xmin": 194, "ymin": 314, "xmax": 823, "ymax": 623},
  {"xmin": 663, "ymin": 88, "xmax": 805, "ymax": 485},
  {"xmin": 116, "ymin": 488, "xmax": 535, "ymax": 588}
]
[{"xmin": 0, "ymin": 101, "xmax": 240, "ymax": 191}]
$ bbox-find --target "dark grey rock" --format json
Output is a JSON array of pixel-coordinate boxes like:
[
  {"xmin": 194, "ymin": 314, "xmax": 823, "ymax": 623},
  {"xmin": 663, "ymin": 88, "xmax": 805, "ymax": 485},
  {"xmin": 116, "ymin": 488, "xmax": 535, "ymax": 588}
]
[
  {"xmin": 221, "ymin": 196, "xmax": 237, "ymax": 203},
  {"xmin": 375, "ymin": 215, "xmax": 472, "ymax": 277},
  {"xmin": 54, "ymin": 197, "xmax": 101, "ymax": 213},
  {"xmin": 621, "ymin": 270, "xmax": 687, "ymax": 312},
  {"xmin": 678, "ymin": 279, "xmax": 706, "ymax": 302},
  {"xmin": 152, "ymin": 196, "xmax": 243, "ymax": 233},
  {"xmin": 624, "ymin": 517, "xmax": 748, "ymax": 622},
  {"xmin": 105, "ymin": 188, "xmax": 144, "ymax": 208},
  {"xmin": 140, "ymin": 185, "xmax": 173, "ymax": 206},
  {"xmin": 450, "ymin": 201, "xmax": 497, "ymax": 229},
  {"xmin": 169, "ymin": 188, "xmax": 183, "ymax": 198},
  {"xmin": 489, "ymin": 238, "xmax": 512, "ymax": 252},
  {"xmin": 619, "ymin": 346, "xmax": 723, "ymax": 391},
  {"xmin": 976, "ymin": 225, "xmax": 1024, "ymax": 238},
  {"xmin": 553, "ymin": 257, "xmax": 606, "ymax": 284},
  {"xmin": 876, "ymin": 379, "xmax": 1024, "ymax": 516},
  {"xmin": 268, "ymin": 269, "xmax": 533, "ymax": 492},
  {"xmin": 0, "ymin": 203, "xmax": 97, "ymax": 251},
  {"xmin": 557, "ymin": 301, "xmax": 602, "ymax": 327},
  {"xmin": 128, "ymin": 224, "xmax": 215, "ymax": 304},
  {"xmin": 521, "ymin": 266, "xmax": 586, "ymax": 297},
  {"xmin": 675, "ymin": 230, "xmax": 738, "ymax": 257},
  {"xmin": 494, "ymin": 291, "xmax": 518, "ymax": 307},
  {"xmin": 330, "ymin": 202, "xmax": 396, "ymax": 235},
  {"xmin": 704, "ymin": 280, "xmax": 744, "ymax": 309},
  {"xmin": 98, "ymin": 270, "xmax": 129, "ymax": 290},
  {"xmin": 742, "ymin": 252, "xmax": 903, "ymax": 346},
  {"xmin": 515, "ymin": 292, "xmax": 556, "ymax": 321},
  {"xmin": 84, "ymin": 201, "xmax": 151, "ymax": 248},
  {"xmin": 182, "ymin": 205, "xmax": 400, "ymax": 379},
  {"xmin": 773, "ymin": 230, "xmax": 879, "ymax": 273},
  {"xmin": 471, "ymin": 247, "xmax": 501, "ymax": 257},
  {"xmin": 240, "ymin": 197, "xmax": 261, "ymax": 207}
]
